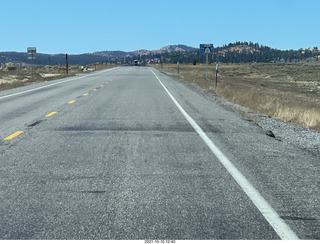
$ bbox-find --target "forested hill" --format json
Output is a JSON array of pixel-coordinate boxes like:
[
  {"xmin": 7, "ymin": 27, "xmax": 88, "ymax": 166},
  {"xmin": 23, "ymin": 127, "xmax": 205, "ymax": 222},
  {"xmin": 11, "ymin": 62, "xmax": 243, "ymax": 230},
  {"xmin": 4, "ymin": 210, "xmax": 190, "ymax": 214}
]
[
  {"xmin": 210, "ymin": 42, "xmax": 319, "ymax": 63},
  {"xmin": 158, "ymin": 42, "xmax": 320, "ymax": 64},
  {"xmin": 1, "ymin": 42, "xmax": 319, "ymax": 65}
]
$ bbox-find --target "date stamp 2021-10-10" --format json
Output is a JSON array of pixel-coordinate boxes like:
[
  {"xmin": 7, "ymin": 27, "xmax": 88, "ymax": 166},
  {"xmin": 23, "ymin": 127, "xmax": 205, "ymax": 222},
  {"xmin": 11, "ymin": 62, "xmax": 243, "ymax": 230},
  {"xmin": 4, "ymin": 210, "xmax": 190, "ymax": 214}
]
[{"xmin": 144, "ymin": 240, "xmax": 176, "ymax": 244}]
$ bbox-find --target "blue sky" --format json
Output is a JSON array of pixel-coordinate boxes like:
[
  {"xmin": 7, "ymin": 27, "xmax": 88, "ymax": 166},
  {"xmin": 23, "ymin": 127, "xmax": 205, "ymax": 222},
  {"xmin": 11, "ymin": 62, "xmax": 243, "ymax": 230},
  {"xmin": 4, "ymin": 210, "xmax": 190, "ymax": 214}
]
[{"xmin": 1, "ymin": 0, "xmax": 319, "ymax": 54}]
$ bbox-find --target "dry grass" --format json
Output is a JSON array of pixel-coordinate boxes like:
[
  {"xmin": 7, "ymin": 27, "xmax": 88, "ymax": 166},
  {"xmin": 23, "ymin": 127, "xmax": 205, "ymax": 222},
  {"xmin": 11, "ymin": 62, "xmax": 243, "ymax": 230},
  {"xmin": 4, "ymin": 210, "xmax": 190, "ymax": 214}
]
[
  {"xmin": 152, "ymin": 63, "xmax": 320, "ymax": 131},
  {"xmin": 0, "ymin": 63, "xmax": 116, "ymax": 92}
]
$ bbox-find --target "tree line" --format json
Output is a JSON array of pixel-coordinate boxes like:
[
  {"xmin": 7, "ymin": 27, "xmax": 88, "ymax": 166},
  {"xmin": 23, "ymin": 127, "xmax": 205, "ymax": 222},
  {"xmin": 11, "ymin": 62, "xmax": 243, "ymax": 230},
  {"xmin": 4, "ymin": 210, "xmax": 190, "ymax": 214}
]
[
  {"xmin": 1, "ymin": 42, "xmax": 319, "ymax": 66},
  {"xmin": 143, "ymin": 42, "xmax": 320, "ymax": 64}
]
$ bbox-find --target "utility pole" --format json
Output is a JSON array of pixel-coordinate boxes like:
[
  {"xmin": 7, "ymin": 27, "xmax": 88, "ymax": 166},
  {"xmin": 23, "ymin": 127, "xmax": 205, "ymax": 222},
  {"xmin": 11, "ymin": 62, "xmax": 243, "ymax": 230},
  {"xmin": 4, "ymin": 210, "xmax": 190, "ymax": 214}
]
[{"xmin": 65, "ymin": 54, "xmax": 68, "ymax": 75}]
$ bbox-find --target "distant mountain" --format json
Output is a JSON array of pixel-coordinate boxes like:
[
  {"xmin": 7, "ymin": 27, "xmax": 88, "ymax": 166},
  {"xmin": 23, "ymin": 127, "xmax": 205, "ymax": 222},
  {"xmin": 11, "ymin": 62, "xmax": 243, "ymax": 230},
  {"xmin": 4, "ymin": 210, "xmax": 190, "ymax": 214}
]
[
  {"xmin": 92, "ymin": 50, "xmax": 129, "ymax": 58},
  {"xmin": 1, "ymin": 43, "xmax": 319, "ymax": 65},
  {"xmin": 158, "ymin": 44, "xmax": 198, "ymax": 53},
  {"xmin": 92, "ymin": 44, "xmax": 198, "ymax": 57}
]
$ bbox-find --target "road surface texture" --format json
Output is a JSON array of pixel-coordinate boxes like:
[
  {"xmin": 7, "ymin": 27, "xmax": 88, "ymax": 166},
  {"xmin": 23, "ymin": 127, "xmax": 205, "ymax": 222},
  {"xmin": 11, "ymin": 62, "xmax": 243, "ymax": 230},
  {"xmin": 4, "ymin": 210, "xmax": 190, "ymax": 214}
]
[{"xmin": 0, "ymin": 67, "xmax": 319, "ymax": 240}]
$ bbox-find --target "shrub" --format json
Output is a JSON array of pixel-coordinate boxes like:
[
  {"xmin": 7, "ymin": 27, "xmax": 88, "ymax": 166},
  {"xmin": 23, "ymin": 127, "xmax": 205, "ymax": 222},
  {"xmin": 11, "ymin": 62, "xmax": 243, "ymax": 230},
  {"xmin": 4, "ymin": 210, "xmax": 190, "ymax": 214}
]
[{"xmin": 5, "ymin": 62, "xmax": 16, "ymax": 71}]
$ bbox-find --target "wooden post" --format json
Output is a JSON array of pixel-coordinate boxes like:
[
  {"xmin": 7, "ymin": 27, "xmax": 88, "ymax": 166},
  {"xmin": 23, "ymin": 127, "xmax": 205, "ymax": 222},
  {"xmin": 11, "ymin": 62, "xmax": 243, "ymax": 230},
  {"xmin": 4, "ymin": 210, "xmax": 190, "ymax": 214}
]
[
  {"xmin": 177, "ymin": 62, "xmax": 179, "ymax": 76},
  {"xmin": 215, "ymin": 63, "xmax": 219, "ymax": 93},
  {"xmin": 65, "ymin": 54, "xmax": 68, "ymax": 75}
]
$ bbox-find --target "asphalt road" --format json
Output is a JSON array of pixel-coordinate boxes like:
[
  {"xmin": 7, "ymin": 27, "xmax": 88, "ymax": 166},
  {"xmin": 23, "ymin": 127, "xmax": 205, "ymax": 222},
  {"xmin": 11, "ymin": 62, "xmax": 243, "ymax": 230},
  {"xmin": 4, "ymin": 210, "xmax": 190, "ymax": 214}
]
[{"xmin": 0, "ymin": 66, "xmax": 319, "ymax": 240}]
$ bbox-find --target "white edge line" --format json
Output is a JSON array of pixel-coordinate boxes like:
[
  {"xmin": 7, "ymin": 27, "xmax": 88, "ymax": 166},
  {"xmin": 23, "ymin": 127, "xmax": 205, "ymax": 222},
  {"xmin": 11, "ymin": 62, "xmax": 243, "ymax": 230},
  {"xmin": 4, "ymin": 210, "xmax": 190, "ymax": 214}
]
[
  {"xmin": 0, "ymin": 67, "xmax": 118, "ymax": 100},
  {"xmin": 148, "ymin": 67, "xmax": 299, "ymax": 240}
]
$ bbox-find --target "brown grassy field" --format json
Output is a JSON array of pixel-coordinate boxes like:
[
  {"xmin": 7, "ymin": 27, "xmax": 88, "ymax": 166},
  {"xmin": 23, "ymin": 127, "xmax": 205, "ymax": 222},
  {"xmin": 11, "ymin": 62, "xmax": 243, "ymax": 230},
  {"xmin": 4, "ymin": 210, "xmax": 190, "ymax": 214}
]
[
  {"xmin": 152, "ymin": 63, "xmax": 320, "ymax": 131},
  {"xmin": 0, "ymin": 63, "xmax": 115, "ymax": 92}
]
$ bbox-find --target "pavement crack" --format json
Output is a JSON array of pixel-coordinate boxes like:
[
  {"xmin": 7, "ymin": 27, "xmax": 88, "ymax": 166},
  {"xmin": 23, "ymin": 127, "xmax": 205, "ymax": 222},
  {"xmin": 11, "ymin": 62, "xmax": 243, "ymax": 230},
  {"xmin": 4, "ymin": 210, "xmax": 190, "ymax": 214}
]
[
  {"xmin": 80, "ymin": 190, "xmax": 106, "ymax": 194},
  {"xmin": 280, "ymin": 216, "xmax": 318, "ymax": 221},
  {"xmin": 27, "ymin": 119, "xmax": 43, "ymax": 127}
]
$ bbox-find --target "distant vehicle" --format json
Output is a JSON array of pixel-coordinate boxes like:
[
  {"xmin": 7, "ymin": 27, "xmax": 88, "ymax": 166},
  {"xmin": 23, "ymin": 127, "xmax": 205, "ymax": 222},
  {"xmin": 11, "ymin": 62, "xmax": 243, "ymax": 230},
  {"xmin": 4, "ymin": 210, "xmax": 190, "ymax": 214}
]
[{"xmin": 134, "ymin": 60, "xmax": 139, "ymax": 66}]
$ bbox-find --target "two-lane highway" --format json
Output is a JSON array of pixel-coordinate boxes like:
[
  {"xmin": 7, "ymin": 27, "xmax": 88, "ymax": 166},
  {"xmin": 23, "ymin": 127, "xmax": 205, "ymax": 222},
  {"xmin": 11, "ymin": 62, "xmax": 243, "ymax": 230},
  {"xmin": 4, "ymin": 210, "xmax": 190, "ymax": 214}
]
[
  {"xmin": 0, "ymin": 68, "xmax": 118, "ymax": 140},
  {"xmin": 0, "ymin": 67, "xmax": 319, "ymax": 239}
]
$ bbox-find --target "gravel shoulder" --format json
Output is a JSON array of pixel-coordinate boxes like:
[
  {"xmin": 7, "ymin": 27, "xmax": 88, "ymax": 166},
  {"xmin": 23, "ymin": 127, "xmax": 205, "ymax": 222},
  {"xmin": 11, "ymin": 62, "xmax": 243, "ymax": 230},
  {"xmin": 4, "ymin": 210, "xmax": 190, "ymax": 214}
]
[{"xmin": 162, "ymin": 71, "xmax": 320, "ymax": 156}]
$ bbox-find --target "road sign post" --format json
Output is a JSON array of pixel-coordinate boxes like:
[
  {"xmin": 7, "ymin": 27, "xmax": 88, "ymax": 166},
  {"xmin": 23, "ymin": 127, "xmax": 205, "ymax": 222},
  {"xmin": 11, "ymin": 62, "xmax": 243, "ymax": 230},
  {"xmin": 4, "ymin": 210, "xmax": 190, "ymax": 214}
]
[
  {"xmin": 206, "ymin": 52, "xmax": 209, "ymax": 79},
  {"xmin": 215, "ymin": 63, "xmax": 219, "ymax": 91},
  {"xmin": 200, "ymin": 44, "xmax": 213, "ymax": 80},
  {"xmin": 27, "ymin": 47, "xmax": 36, "ymax": 60},
  {"xmin": 27, "ymin": 47, "xmax": 36, "ymax": 81}
]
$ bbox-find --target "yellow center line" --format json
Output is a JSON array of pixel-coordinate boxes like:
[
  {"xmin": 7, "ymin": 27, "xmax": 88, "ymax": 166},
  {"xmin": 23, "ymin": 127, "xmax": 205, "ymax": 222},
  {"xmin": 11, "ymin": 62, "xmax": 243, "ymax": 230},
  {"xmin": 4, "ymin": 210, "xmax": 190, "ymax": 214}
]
[
  {"xmin": 68, "ymin": 100, "xmax": 75, "ymax": 104},
  {"xmin": 5, "ymin": 131, "xmax": 23, "ymax": 140},
  {"xmin": 83, "ymin": 93, "xmax": 88, "ymax": 96},
  {"xmin": 100, "ymin": 85, "xmax": 104, "ymax": 87},
  {"xmin": 46, "ymin": 111, "xmax": 57, "ymax": 117},
  {"xmin": 93, "ymin": 88, "xmax": 97, "ymax": 91}
]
